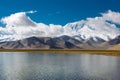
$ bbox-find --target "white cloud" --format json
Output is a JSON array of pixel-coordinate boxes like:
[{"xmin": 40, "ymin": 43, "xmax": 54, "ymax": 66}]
[
  {"xmin": 27, "ymin": 10, "xmax": 37, "ymax": 14},
  {"xmin": 1, "ymin": 11, "xmax": 37, "ymax": 27},
  {"xmin": 0, "ymin": 11, "xmax": 64, "ymax": 41},
  {"xmin": 102, "ymin": 10, "xmax": 120, "ymax": 24},
  {"xmin": 0, "ymin": 10, "xmax": 120, "ymax": 42},
  {"xmin": 64, "ymin": 10, "xmax": 120, "ymax": 41},
  {"xmin": 49, "ymin": 24, "xmax": 63, "ymax": 37}
]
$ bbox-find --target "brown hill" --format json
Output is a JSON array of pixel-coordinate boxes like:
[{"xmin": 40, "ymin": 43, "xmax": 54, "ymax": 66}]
[{"xmin": 108, "ymin": 44, "xmax": 120, "ymax": 50}]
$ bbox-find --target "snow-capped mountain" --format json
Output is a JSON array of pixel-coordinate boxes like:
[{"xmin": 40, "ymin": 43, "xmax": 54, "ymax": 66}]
[
  {"xmin": 64, "ymin": 19, "xmax": 120, "ymax": 42},
  {"xmin": 0, "ymin": 10, "xmax": 120, "ymax": 43},
  {"xmin": 0, "ymin": 20, "xmax": 120, "ymax": 42}
]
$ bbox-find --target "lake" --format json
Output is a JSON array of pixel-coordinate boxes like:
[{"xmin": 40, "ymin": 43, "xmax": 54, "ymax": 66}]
[{"xmin": 0, "ymin": 52, "xmax": 120, "ymax": 80}]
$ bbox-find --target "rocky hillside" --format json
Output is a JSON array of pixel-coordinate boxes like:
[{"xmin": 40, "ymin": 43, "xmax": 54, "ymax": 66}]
[{"xmin": 0, "ymin": 36, "xmax": 81, "ymax": 49}]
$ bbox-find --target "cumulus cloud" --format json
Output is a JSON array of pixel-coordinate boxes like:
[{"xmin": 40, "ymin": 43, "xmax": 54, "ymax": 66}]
[
  {"xmin": 1, "ymin": 11, "xmax": 37, "ymax": 27},
  {"xmin": 102, "ymin": 10, "xmax": 120, "ymax": 24},
  {"xmin": 0, "ymin": 10, "xmax": 120, "ymax": 42},
  {"xmin": 0, "ymin": 11, "xmax": 64, "ymax": 41}
]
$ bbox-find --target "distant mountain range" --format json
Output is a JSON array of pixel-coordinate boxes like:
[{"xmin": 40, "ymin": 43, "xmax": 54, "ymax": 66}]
[
  {"xmin": 0, "ymin": 20, "xmax": 120, "ymax": 50},
  {"xmin": 0, "ymin": 35, "xmax": 120, "ymax": 50},
  {"xmin": 0, "ymin": 36, "xmax": 81, "ymax": 49}
]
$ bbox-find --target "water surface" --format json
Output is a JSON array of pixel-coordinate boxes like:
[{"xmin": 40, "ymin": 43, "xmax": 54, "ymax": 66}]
[{"xmin": 0, "ymin": 52, "xmax": 120, "ymax": 80}]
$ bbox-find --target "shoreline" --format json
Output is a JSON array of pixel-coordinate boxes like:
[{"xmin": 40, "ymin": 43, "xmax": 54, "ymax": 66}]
[{"xmin": 0, "ymin": 49, "xmax": 120, "ymax": 56}]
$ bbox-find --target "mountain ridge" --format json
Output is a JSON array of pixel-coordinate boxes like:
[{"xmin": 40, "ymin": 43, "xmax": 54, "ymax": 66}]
[
  {"xmin": 0, "ymin": 36, "xmax": 82, "ymax": 49},
  {"xmin": 1, "ymin": 35, "xmax": 120, "ymax": 50},
  {"xmin": 0, "ymin": 19, "xmax": 120, "ymax": 42}
]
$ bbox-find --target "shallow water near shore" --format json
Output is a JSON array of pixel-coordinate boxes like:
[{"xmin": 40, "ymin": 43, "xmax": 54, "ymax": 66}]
[{"xmin": 0, "ymin": 52, "xmax": 120, "ymax": 80}]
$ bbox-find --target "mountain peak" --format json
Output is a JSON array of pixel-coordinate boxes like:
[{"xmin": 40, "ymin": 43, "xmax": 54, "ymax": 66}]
[
  {"xmin": 64, "ymin": 20, "xmax": 120, "ymax": 41},
  {"xmin": 0, "ymin": 19, "xmax": 120, "ymax": 42}
]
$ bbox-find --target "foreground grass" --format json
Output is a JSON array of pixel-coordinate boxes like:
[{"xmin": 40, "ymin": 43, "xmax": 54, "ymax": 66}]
[{"xmin": 0, "ymin": 49, "xmax": 120, "ymax": 56}]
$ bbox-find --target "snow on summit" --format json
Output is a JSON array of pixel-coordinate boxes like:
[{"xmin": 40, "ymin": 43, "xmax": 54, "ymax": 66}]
[{"xmin": 0, "ymin": 10, "xmax": 120, "ymax": 42}]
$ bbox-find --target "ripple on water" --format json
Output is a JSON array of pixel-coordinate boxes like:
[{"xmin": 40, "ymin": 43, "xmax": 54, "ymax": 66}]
[{"xmin": 0, "ymin": 52, "xmax": 120, "ymax": 80}]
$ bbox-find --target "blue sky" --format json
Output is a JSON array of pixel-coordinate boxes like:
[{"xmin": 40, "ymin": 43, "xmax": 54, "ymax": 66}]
[{"xmin": 0, "ymin": 0, "xmax": 120, "ymax": 25}]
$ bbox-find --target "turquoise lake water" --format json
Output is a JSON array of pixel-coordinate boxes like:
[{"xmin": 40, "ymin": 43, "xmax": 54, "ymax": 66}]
[{"xmin": 0, "ymin": 52, "xmax": 120, "ymax": 80}]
